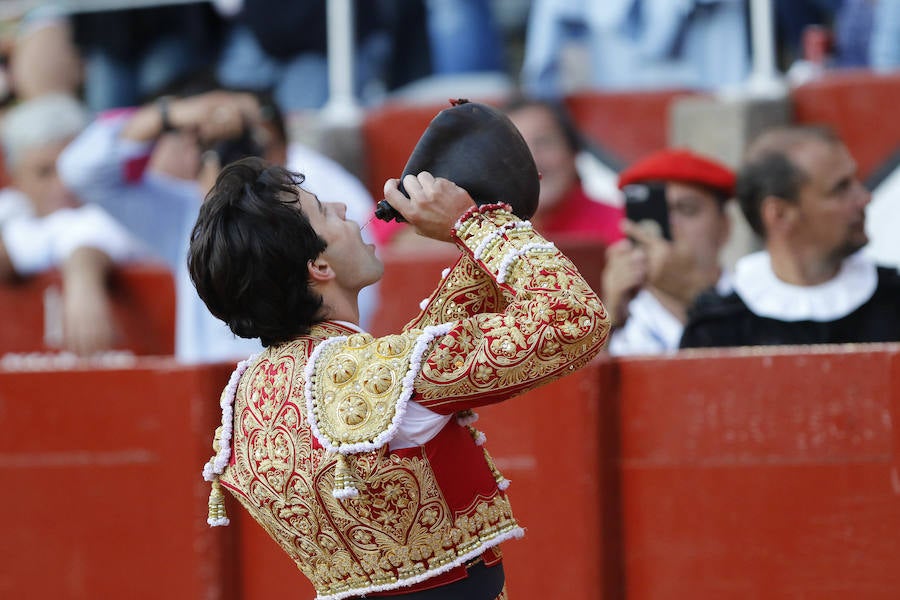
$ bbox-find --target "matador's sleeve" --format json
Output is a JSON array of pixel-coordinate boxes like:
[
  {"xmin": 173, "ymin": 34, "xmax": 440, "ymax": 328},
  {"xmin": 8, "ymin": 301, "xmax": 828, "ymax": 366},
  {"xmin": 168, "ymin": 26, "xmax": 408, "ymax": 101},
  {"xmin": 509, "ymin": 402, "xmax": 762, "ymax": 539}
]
[
  {"xmin": 303, "ymin": 204, "xmax": 609, "ymax": 462},
  {"xmin": 414, "ymin": 202, "xmax": 609, "ymax": 414},
  {"xmin": 402, "ymin": 252, "xmax": 510, "ymax": 331}
]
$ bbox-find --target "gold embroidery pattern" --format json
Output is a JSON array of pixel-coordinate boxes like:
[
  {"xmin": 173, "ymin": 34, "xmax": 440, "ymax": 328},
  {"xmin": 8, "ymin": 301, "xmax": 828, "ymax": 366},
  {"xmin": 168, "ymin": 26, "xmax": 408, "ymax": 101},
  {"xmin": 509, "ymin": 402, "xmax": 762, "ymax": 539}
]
[
  {"xmin": 221, "ymin": 336, "xmax": 521, "ymax": 599},
  {"xmin": 408, "ymin": 254, "xmax": 509, "ymax": 330},
  {"xmin": 417, "ymin": 209, "xmax": 609, "ymax": 406},
  {"xmin": 310, "ymin": 330, "xmax": 422, "ymax": 448}
]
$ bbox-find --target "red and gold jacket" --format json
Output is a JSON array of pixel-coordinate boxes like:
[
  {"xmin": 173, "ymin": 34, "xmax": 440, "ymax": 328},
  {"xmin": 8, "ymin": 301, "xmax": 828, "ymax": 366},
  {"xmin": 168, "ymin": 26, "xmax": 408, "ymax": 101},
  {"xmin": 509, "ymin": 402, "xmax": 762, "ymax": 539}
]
[{"xmin": 203, "ymin": 204, "xmax": 610, "ymax": 599}]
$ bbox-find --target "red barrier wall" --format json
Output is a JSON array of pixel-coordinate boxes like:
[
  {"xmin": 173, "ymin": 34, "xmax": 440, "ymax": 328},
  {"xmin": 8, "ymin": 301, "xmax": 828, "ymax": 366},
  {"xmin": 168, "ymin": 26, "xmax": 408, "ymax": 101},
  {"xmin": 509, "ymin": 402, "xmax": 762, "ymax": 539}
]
[
  {"xmin": 0, "ymin": 360, "xmax": 235, "ymax": 598},
  {"xmin": 475, "ymin": 364, "xmax": 616, "ymax": 599},
  {"xmin": 0, "ymin": 264, "xmax": 176, "ymax": 356},
  {"xmin": 616, "ymin": 344, "xmax": 900, "ymax": 599},
  {"xmin": 4, "ymin": 343, "xmax": 900, "ymax": 599},
  {"xmin": 565, "ymin": 89, "xmax": 695, "ymax": 165}
]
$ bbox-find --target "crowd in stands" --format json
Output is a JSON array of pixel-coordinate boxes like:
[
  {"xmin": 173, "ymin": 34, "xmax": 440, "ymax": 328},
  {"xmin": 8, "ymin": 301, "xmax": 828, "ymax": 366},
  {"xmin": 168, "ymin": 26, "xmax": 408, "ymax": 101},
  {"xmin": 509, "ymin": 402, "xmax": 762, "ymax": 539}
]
[
  {"xmin": 0, "ymin": 0, "xmax": 513, "ymax": 114},
  {"xmin": 0, "ymin": 0, "xmax": 898, "ymax": 362},
  {"xmin": 778, "ymin": 0, "xmax": 900, "ymax": 72}
]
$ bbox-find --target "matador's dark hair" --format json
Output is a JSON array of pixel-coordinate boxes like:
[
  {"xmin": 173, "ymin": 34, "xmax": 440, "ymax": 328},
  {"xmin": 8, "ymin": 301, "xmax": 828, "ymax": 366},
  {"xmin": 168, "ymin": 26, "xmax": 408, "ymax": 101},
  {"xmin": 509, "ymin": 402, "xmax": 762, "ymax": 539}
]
[{"xmin": 188, "ymin": 157, "xmax": 327, "ymax": 346}]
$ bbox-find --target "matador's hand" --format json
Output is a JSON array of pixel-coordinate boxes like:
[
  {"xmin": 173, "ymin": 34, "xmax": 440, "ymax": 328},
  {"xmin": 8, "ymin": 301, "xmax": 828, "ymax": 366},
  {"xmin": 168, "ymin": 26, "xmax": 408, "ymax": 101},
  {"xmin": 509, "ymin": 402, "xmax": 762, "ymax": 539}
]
[{"xmin": 383, "ymin": 172, "xmax": 475, "ymax": 243}]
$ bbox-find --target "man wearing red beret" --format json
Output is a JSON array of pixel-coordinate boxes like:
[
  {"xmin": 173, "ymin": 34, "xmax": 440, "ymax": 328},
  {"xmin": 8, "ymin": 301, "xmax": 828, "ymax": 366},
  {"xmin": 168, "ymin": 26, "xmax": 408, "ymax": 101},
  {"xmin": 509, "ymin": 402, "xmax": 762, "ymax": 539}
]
[
  {"xmin": 603, "ymin": 148, "xmax": 734, "ymax": 355},
  {"xmin": 680, "ymin": 126, "xmax": 900, "ymax": 347}
]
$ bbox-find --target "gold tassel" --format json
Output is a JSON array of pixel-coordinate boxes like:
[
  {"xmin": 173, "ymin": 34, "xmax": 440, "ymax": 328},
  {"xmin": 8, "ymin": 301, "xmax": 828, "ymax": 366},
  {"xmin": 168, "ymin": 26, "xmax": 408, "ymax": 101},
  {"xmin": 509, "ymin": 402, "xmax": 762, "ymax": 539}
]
[
  {"xmin": 456, "ymin": 409, "xmax": 477, "ymax": 424},
  {"xmin": 333, "ymin": 454, "xmax": 361, "ymax": 499},
  {"xmin": 207, "ymin": 477, "xmax": 229, "ymax": 526},
  {"xmin": 482, "ymin": 448, "xmax": 510, "ymax": 490},
  {"xmin": 466, "ymin": 425, "xmax": 486, "ymax": 446},
  {"xmin": 206, "ymin": 425, "xmax": 231, "ymax": 526}
]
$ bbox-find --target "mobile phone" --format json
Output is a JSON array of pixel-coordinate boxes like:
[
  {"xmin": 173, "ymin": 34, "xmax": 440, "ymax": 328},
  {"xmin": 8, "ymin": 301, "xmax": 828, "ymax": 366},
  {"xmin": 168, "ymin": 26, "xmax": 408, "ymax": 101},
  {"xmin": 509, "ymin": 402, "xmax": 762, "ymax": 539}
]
[{"xmin": 623, "ymin": 183, "xmax": 671, "ymax": 241}]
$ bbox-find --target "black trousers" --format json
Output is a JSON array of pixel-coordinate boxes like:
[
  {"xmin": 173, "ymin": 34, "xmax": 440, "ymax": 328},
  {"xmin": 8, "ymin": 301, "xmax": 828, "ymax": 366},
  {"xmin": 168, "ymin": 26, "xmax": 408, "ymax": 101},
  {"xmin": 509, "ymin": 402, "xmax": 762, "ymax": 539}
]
[{"xmin": 357, "ymin": 561, "xmax": 505, "ymax": 600}]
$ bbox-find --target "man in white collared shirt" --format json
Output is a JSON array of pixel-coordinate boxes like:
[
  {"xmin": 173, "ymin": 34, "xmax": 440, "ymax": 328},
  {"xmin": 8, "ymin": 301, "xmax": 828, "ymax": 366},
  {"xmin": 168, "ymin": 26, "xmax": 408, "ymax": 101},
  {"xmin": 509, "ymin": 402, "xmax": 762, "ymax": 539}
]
[{"xmin": 680, "ymin": 125, "xmax": 900, "ymax": 348}]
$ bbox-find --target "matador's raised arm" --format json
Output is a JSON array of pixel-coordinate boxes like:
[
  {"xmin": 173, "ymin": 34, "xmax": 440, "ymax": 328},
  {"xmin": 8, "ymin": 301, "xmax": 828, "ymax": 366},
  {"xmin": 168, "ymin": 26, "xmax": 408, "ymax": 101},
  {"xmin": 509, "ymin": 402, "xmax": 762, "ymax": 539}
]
[
  {"xmin": 414, "ymin": 203, "xmax": 609, "ymax": 412},
  {"xmin": 307, "ymin": 203, "xmax": 609, "ymax": 426}
]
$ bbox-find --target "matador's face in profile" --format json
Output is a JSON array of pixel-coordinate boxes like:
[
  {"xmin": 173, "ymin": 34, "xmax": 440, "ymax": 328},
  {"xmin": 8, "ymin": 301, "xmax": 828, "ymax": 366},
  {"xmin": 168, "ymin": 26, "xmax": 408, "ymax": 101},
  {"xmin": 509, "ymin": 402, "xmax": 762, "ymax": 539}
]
[{"xmin": 295, "ymin": 187, "xmax": 384, "ymax": 292}]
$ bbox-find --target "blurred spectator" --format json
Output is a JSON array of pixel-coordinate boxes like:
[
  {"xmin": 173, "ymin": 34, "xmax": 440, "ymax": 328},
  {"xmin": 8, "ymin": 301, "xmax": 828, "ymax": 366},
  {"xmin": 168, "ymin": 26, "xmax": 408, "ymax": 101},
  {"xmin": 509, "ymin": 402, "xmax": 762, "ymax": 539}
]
[
  {"xmin": 58, "ymin": 86, "xmax": 378, "ymax": 363},
  {"xmin": 505, "ymin": 98, "xmax": 623, "ymax": 243},
  {"xmin": 520, "ymin": 0, "xmax": 750, "ymax": 97},
  {"xmin": 870, "ymin": 0, "xmax": 900, "ymax": 70},
  {"xmin": 0, "ymin": 94, "xmax": 146, "ymax": 355},
  {"xmin": 425, "ymin": 0, "xmax": 505, "ymax": 75},
  {"xmin": 681, "ymin": 125, "xmax": 900, "ymax": 348},
  {"xmin": 864, "ymin": 178, "xmax": 900, "ymax": 270},
  {"xmin": 784, "ymin": 23, "xmax": 832, "ymax": 84},
  {"xmin": 71, "ymin": 3, "xmax": 222, "ymax": 113},
  {"xmin": 6, "ymin": 7, "xmax": 82, "ymax": 103},
  {"xmin": 604, "ymin": 149, "xmax": 734, "ymax": 355},
  {"xmin": 382, "ymin": 0, "xmax": 512, "ymax": 102},
  {"xmin": 379, "ymin": 0, "xmax": 432, "ymax": 92},
  {"xmin": 832, "ymin": 0, "xmax": 875, "ymax": 67},
  {"xmin": 773, "ymin": 0, "xmax": 841, "ymax": 69},
  {"xmin": 214, "ymin": 0, "xmax": 508, "ymax": 113},
  {"xmin": 213, "ymin": 0, "xmax": 389, "ymax": 111},
  {"xmin": 783, "ymin": 0, "xmax": 877, "ymax": 82},
  {"xmin": 379, "ymin": 0, "xmax": 527, "ymax": 104}
]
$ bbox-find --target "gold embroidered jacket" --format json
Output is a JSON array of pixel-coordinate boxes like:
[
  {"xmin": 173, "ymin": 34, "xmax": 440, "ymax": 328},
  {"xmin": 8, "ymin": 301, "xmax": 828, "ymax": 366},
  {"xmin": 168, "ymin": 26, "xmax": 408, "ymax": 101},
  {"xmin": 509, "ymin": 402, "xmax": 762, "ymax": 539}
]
[{"xmin": 211, "ymin": 204, "xmax": 610, "ymax": 599}]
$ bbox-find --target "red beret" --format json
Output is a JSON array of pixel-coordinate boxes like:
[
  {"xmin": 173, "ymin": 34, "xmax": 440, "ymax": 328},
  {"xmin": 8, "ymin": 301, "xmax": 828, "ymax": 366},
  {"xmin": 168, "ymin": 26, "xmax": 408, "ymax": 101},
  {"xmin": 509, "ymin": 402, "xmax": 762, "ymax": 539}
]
[{"xmin": 617, "ymin": 148, "xmax": 736, "ymax": 198}]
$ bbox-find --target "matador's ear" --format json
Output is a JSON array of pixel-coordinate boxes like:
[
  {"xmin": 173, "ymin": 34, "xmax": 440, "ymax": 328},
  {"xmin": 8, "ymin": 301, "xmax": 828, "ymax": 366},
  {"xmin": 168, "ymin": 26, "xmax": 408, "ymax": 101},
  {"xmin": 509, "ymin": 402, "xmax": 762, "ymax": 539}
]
[{"xmin": 307, "ymin": 258, "xmax": 335, "ymax": 283}]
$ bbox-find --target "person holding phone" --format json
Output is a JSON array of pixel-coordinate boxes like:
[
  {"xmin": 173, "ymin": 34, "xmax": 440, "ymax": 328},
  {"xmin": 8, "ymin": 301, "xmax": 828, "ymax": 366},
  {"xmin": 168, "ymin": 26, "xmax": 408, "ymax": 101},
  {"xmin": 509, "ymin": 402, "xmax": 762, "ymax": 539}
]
[{"xmin": 602, "ymin": 148, "xmax": 734, "ymax": 355}]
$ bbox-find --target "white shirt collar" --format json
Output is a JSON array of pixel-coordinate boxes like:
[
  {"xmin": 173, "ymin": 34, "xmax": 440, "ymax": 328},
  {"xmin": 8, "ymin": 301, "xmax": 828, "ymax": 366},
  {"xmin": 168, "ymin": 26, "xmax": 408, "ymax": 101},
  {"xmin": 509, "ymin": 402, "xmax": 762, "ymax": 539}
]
[
  {"xmin": 732, "ymin": 250, "xmax": 878, "ymax": 322},
  {"xmin": 332, "ymin": 320, "xmax": 365, "ymax": 333}
]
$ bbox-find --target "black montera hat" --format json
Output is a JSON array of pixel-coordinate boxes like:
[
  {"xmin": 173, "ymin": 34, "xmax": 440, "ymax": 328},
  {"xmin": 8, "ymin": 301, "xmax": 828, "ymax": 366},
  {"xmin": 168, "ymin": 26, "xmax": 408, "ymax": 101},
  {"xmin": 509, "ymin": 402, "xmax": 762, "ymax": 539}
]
[{"xmin": 375, "ymin": 99, "xmax": 540, "ymax": 223}]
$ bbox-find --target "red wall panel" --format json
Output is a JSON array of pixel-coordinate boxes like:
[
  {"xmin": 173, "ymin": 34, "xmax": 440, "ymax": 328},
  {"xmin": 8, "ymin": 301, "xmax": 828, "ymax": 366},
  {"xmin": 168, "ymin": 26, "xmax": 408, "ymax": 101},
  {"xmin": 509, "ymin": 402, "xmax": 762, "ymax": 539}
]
[
  {"xmin": 616, "ymin": 344, "xmax": 900, "ymax": 600},
  {"xmin": 0, "ymin": 360, "xmax": 235, "ymax": 598},
  {"xmin": 0, "ymin": 264, "xmax": 175, "ymax": 356}
]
